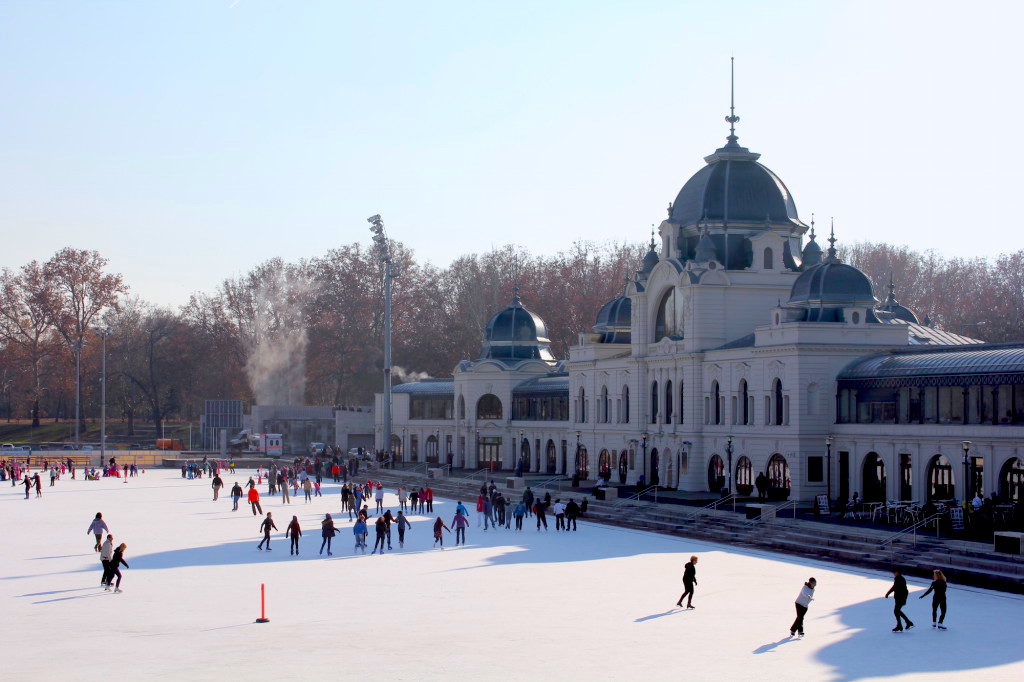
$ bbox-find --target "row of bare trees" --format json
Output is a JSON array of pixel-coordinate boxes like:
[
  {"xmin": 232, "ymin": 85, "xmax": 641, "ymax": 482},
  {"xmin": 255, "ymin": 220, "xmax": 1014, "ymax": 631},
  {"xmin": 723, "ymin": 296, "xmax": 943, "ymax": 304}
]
[{"xmin": 1, "ymin": 241, "xmax": 1021, "ymax": 432}]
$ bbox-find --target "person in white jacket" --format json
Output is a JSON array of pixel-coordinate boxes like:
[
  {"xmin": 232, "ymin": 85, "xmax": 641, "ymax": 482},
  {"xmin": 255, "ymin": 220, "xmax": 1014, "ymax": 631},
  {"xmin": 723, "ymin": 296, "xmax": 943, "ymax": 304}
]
[
  {"xmin": 99, "ymin": 535, "xmax": 114, "ymax": 587},
  {"xmin": 790, "ymin": 577, "xmax": 817, "ymax": 637}
]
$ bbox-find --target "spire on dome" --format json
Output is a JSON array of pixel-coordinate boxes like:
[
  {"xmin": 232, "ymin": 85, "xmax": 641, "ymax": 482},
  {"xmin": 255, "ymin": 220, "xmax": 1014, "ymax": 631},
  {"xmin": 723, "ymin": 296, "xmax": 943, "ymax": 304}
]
[
  {"xmin": 512, "ymin": 283, "xmax": 522, "ymax": 305},
  {"xmin": 826, "ymin": 217, "xmax": 839, "ymax": 262},
  {"xmin": 801, "ymin": 214, "xmax": 823, "ymax": 268},
  {"xmin": 725, "ymin": 55, "xmax": 740, "ymax": 144}
]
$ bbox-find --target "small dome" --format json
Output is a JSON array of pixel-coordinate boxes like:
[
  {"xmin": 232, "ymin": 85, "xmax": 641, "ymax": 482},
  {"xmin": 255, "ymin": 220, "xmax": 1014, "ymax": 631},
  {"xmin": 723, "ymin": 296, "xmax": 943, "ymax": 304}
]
[
  {"xmin": 639, "ymin": 245, "xmax": 659, "ymax": 274},
  {"xmin": 593, "ymin": 293, "xmax": 632, "ymax": 344},
  {"xmin": 789, "ymin": 261, "xmax": 877, "ymax": 308},
  {"xmin": 876, "ymin": 279, "xmax": 920, "ymax": 324},
  {"xmin": 480, "ymin": 292, "xmax": 556, "ymax": 363},
  {"xmin": 801, "ymin": 233, "xmax": 823, "ymax": 268}
]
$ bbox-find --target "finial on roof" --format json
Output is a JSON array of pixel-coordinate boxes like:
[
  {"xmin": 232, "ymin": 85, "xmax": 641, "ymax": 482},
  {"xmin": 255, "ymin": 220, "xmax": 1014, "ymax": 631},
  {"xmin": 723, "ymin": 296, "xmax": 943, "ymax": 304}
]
[
  {"xmin": 512, "ymin": 283, "xmax": 521, "ymax": 304},
  {"xmin": 826, "ymin": 217, "xmax": 838, "ymax": 261},
  {"xmin": 667, "ymin": 201, "xmax": 673, "ymax": 217},
  {"xmin": 810, "ymin": 213, "xmax": 816, "ymax": 240},
  {"xmin": 887, "ymin": 272, "xmax": 896, "ymax": 301},
  {"xmin": 725, "ymin": 56, "xmax": 740, "ymax": 144},
  {"xmin": 650, "ymin": 226, "xmax": 656, "ymax": 251}
]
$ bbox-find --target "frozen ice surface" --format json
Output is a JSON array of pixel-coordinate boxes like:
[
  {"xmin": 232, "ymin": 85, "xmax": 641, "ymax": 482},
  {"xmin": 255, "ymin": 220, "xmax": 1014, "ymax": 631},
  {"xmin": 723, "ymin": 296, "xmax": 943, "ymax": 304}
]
[{"xmin": 2, "ymin": 471, "xmax": 1022, "ymax": 681}]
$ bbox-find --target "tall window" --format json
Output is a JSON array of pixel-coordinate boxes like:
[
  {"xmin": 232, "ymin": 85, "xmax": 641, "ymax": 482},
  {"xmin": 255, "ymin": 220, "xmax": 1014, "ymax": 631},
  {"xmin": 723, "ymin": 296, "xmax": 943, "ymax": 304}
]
[
  {"xmin": 622, "ymin": 385, "xmax": 630, "ymax": 423},
  {"xmin": 739, "ymin": 379, "xmax": 749, "ymax": 425},
  {"xmin": 712, "ymin": 381, "xmax": 721, "ymax": 425},
  {"xmin": 650, "ymin": 381, "xmax": 659, "ymax": 424},
  {"xmin": 664, "ymin": 380, "xmax": 673, "ymax": 424},
  {"xmin": 600, "ymin": 386, "xmax": 609, "ymax": 423},
  {"xmin": 773, "ymin": 379, "xmax": 784, "ymax": 425},
  {"xmin": 678, "ymin": 381, "xmax": 684, "ymax": 424},
  {"xmin": 578, "ymin": 387, "xmax": 587, "ymax": 423},
  {"xmin": 476, "ymin": 394, "xmax": 502, "ymax": 420},
  {"xmin": 763, "ymin": 247, "xmax": 774, "ymax": 270}
]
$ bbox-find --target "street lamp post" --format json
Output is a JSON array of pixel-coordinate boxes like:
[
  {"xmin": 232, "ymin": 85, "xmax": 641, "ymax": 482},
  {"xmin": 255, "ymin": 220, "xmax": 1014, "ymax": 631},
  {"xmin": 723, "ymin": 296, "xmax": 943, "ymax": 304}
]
[
  {"xmin": 725, "ymin": 435, "xmax": 734, "ymax": 495},
  {"xmin": 369, "ymin": 215, "xmax": 400, "ymax": 461},
  {"xmin": 641, "ymin": 432, "xmax": 649, "ymax": 485},
  {"xmin": 961, "ymin": 440, "xmax": 972, "ymax": 508},
  {"xmin": 825, "ymin": 434, "xmax": 834, "ymax": 504},
  {"xmin": 73, "ymin": 339, "xmax": 84, "ymax": 448},
  {"xmin": 91, "ymin": 327, "xmax": 111, "ymax": 466}
]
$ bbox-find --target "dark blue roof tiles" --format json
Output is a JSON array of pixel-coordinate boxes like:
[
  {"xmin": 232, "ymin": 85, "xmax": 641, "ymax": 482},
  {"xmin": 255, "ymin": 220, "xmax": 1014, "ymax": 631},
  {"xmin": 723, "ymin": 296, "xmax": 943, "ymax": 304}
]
[
  {"xmin": 838, "ymin": 344, "xmax": 1024, "ymax": 381},
  {"xmin": 789, "ymin": 261, "xmax": 877, "ymax": 307},
  {"xmin": 513, "ymin": 375, "xmax": 570, "ymax": 395},
  {"xmin": 392, "ymin": 380, "xmax": 455, "ymax": 395}
]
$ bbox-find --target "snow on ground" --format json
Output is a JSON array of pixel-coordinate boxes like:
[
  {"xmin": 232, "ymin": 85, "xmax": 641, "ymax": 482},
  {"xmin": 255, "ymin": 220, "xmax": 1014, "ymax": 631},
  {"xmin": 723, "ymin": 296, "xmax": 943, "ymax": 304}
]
[{"xmin": 2, "ymin": 470, "xmax": 1022, "ymax": 681}]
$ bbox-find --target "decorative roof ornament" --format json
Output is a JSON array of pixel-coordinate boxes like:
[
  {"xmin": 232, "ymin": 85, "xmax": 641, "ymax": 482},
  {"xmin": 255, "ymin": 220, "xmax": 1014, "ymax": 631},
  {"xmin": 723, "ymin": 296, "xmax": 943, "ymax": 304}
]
[
  {"xmin": 650, "ymin": 226, "xmax": 656, "ymax": 251},
  {"xmin": 694, "ymin": 224, "xmax": 718, "ymax": 262},
  {"xmin": 826, "ymin": 217, "xmax": 839, "ymax": 262},
  {"xmin": 725, "ymin": 56, "xmax": 740, "ymax": 144},
  {"xmin": 667, "ymin": 201, "xmax": 673, "ymax": 217},
  {"xmin": 512, "ymin": 283, "xmax": 522, "ymax": 305}
]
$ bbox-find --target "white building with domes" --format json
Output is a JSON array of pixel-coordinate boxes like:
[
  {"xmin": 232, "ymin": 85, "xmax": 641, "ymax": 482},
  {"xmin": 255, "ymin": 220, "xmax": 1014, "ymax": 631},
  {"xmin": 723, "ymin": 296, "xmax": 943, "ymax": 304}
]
[{"xmin": 376, "ymin": 109, "xmax": 1024, "ymax": 506}]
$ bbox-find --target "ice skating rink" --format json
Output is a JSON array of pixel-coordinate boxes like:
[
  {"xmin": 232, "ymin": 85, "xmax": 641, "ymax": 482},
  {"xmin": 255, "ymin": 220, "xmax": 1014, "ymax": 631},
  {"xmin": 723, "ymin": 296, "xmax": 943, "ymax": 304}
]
[{"xmin": 2, "ymin": 471, "xmax": 1022, "ymax": 681}]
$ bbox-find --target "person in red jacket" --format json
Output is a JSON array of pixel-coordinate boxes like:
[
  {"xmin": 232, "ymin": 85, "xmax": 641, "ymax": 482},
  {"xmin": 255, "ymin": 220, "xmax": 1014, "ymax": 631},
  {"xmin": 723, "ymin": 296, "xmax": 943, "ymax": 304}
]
[
  {"xmin": 476, "ymin": 494, "xmax": 485, "ymax": 527},
  {"xmin": 424, "ymin": 486, "xmax": 434, "ymax": 512},
  {"xmin": 248, "ymin": 486, "xmax": 262, "ymax": 515},
  {"xmin": 432, "ymin": 516, "xmax": 450, "ymax": 548},
  {"xmin": 287, "ymin": 515, "xmax": 302, "ymax": 555}
]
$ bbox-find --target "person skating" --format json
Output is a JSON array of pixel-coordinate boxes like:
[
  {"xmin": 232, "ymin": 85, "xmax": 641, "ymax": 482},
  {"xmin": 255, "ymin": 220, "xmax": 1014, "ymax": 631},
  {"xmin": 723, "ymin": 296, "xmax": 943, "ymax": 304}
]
[
  {"xmin": 382, "ymin": 509, "xmax": 398, "ymax": 550},
  {"xmin": 409, "ymin": 488, "xmax": 419, "ymax": 514},
  {"xmin": 522, "ymin": 487, "xmax": 534, "ymax": 518},
  {"xmin": 257, "ymin": 512, "xmax": 278, "ymax": 550},
  {"xmin": 919, "ymin": 569, "xmax": 948, "ymax": 629},
  {"xmin": 476, "ymin": 494, "xmax": 485, "ymax": 527},
  {"xmin": 565, "ymin": 499, "xmax": 580, "ymax": 531},
  {"xmin": 512, "ymin": 501, "xmax": 526, "ymax": 530},
  {"xmin": 87, "ymin": 513, "xmax": 109, "ymax": 552},
  {"xmin": 535, "ymin": 499, "xmax": 548, "ymax": 531},
  {"xmin": 396, "ymin": 510, "xmax": 411, "ymax": 547},
  {"xmin": 103, "ymin": 542, "xmax": 129, "ymax": 593},
  {"xmin": 374, "ymin": 484, "xmax": 385, "ymax": 514},
  {"xmin": 99, "ymin": 534, "xmax": 114, "ymax": 588},
  {"xmin": 553, "ymin": 499, "xmax": 566, "ymax": 530},
  {"xmin": 885, "ymin": 570, "xmax": 915, "ymax": 631},
  {"xmin": 302, "ymin": 476, "xmax": 313, "ymax": 502},
  {"xmin": 677, "ymin": 556, "xmax": 698, "ymax": 609},
  {"xmin": 287, "ymin": 515, "xmax": 302, "ymax": 555},
  {"xmin": 790, "ymin": 577, "xmax": 816, "ymax": 637},
  {"xmin": 248, "ymin": 486, "xmax": 262, "ymax": 515},
  {"xmin": 353, "ymin": 517, "xmax": 368, "ymax": 554},
  {"xmin": 320, "ymin": 513, "xmax": 337, "ymax": 556},
  {"xmin": 230, "ymin": 482, "xmax": 243, "ymax": 511},
  {"xmin": 433, "ymin": 516, "xmax": 450, "ymax": 548},
  {"xmin": 34, "ymin": 472, "xmax": 42, "ymax": 497},
  {"xmin": 372, "ymin": 516, "xmax": 388, "ymax": 554},
  {"xmin": 452, "ymin": 510, "xmax": 469, "ymax": 545},
  {"xmin": 280, "ymin": 472, "xmax": 291, "ymax": 504},
  {"xmin": 482, "ymin": 496, "xmax": 494, "ymax": 530},
  {"xmin": 398, "ymin": 487, "xmax": 408, "ymax": 512},
  {"xmin": 211, "ymin": 473, "xmax": 224, "ymax": 501},
  {"xmin": 424, "ymin": 486, "xmax": 434, "ymax": 512},
  {"xmin": 23, "ymin": 474, "xmax": 31, "ymax": 499}
]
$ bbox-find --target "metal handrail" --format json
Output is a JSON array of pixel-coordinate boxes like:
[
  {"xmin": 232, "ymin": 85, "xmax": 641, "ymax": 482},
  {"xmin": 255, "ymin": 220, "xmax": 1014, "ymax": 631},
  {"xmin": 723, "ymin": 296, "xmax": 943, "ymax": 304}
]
[
  {"xmin": 879, "ymin": 513, "xmax": 944, "ymax": 550},
  {"xmin": 744, "ymin": 500, "xmax": 798, "ymax": 526},
  {"xmin": 533, "ymin": 475, "xmax": 566, "ymax": 491},
  {"xmin": 615, "ymin": 485, "xmax": 659, "ymax": 506},
  {"xmin": 683, "ymin": 494, "xmax": 737, "ymax": 521}
]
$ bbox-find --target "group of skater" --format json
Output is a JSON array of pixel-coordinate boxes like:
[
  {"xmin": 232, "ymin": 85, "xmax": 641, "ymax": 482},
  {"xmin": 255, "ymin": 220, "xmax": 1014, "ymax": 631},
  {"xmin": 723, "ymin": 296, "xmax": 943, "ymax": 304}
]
[
  {"xmin": 87, "ymin": 512, "xmax": 129, "ymax": 592},
  {"xmin": 674, "ymin": 555, "xmax": 953, "ymax": 636}
]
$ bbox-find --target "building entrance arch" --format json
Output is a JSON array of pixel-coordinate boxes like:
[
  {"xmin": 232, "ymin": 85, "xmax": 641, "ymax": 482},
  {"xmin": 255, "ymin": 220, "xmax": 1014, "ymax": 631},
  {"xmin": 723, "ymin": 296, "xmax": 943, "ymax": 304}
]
[
  {"xmin": 598, "ymin": 449, "xmax": 612, "ymax": 483},
  {"xmin": 618, "ymin": 451, "xmax": 628, "ymax": 484},
  {"xmin": 735, "ymin": 456, "xmax": 753, "ymax": 496},
  {"xmin": 518, "ymin": 438, "xmax": 531, "ymax": 474},
  {"xmin": 862, "ymin": 452, "xmax": 886, "ymax": 502},
  {"xmin": 545, "ymin": 440, "xmax": 557, "ymax": 474},
  {"xmin": 766, "ymin": 454, "xmax": 790, "ymax": 500},
  {"xmin": 1000, "ymin": 458, "xmax": 1024, "ymax": 502},
  {"xmin": 575, "ymin": 446, "xmax": 589, "ymax": 480},
  {"xmin": 664, "ymin": 449, "xmax": 676, "ymax": 489},
  {"xmin": 708, "ymin": 454, "xmax": 725, "ymax": 492},
  {"xmin": 650, "ymin": 448, "xmax": 660, "ymax": 486},
  {"xmin": 926, "ymin": 454, "xmax": 955, "ymax": 502}
]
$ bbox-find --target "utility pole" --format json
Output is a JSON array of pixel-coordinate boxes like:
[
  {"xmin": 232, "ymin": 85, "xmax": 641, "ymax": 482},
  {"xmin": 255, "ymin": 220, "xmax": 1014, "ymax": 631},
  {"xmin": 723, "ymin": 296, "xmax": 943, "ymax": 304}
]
[
  {"xmin": 92, "ymin": 327, "xmax": 111, "ymax": 466},
  {"xmin": 369, "ymin": 215, "xmax": 400, "ymax": 461},
  {"xmin": 73, "ymin": 339, "xmax": 84, "ymax": 448}
]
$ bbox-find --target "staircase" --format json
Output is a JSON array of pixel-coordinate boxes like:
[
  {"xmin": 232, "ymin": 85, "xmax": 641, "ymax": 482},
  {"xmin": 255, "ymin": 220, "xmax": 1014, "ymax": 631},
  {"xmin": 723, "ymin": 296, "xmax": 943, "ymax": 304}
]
[{"xmin": 370, "ymin": 468, "xmax": 1024, "ymax": 594}]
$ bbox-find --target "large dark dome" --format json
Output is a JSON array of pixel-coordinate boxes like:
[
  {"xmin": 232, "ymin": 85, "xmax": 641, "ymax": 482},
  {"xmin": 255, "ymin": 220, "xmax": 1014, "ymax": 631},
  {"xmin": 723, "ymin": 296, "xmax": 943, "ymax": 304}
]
[
  {"xmin": 593, "ymin": 294, "xmax": 631, "ymax": 344},
  {"xmin": 480, "ymin": 293, "xmax": 556, "ymax": 363},
  {"xmin": 670, "ymin": 140, "xmax": 805, "ymax": 230}
]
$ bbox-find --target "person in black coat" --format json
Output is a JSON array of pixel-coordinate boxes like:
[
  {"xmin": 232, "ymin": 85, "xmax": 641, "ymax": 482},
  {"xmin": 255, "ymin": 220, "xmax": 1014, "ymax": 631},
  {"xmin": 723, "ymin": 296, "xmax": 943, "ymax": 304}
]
[
  {"xmin": 104, "ymin": 543, "xmax": 129, "ymax": 592},
  {"xmin": 565, "ymin": 499, "xmax": 581, "ymax": 531},
  {"xmin": 320, "ymin": 513, "xmax": 337, "ymax": 556},
  {"xmin": 257, "ymin": 512, "xmax": 277, "ymax": 551},
  {"xmin": 677, "ymin": 556, "xmax": 698, "ymax": 608},
  {"xmin": 884, "ymin": 570, "xmax": 915, "ymax": 631},
  {"xmin": 919, "ymin": 569, "xmax": 948, "ymax": 629}
]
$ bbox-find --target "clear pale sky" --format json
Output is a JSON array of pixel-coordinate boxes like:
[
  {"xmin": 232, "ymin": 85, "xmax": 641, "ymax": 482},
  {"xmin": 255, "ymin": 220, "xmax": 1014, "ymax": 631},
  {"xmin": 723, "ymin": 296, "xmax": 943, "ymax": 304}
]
[{"xmin": 1, "ymin": 1, "xmax": 1020, "ymax": 307}]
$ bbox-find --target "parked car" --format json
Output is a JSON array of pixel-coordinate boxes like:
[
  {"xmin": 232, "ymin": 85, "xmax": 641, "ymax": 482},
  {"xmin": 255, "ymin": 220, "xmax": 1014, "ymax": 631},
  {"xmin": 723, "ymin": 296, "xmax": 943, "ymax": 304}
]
[
  {"xmin": 81, "ymin": 445, "xmax": 94, "ymax": 452},
  {"xmin": 1, "ymin": 443, "xmax": 15, "ymax": 450}
]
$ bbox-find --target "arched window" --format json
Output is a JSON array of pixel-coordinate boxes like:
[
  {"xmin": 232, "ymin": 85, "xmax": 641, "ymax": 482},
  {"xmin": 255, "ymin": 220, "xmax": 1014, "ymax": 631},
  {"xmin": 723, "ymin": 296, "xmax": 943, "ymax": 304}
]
[
  {"xmin": 622, "ymin": 385, "xmax": 630, "ymax": 424},
  {"xmin": 578, "ymin": 387, "xmax": 587, "ymax": 423},
  {"xmin": 457, "ymin": 395, "xmax": 465, "ymax": 420},
  {"xmin": 773, "ymin": 379, "xmax": 784, "ymax": 425},
  {"xmin": 600, "ymin": 386, "xmax": 609, "ymax": 423},
  {"xmin": 665, "ymin": 380, "xmax": 673, "ymax": 424},
  {"xmin": 476, "ymin": 394, "xmax": 502, "ymax": 420},
  {"xmin": 763, "ymin": 247, "xmax": 774, "ymax": 270},
  {"xmin": 654, "ymin": 289, "xmax": 682, "ymax": 340},
  {"xmin": 712, "ymin": 381, "xmax": 721, "ymax": 425},
  {"xmin": 650, "ymin": 381, "xmax": 659, "ymax": 424},
  {"xmin": 739, "ymin": 379, "xmax": 749, "ymax": 425},
  {"xmin": 1000, "ymin": 457, "xmax": 1023, "ymax": 502}
]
